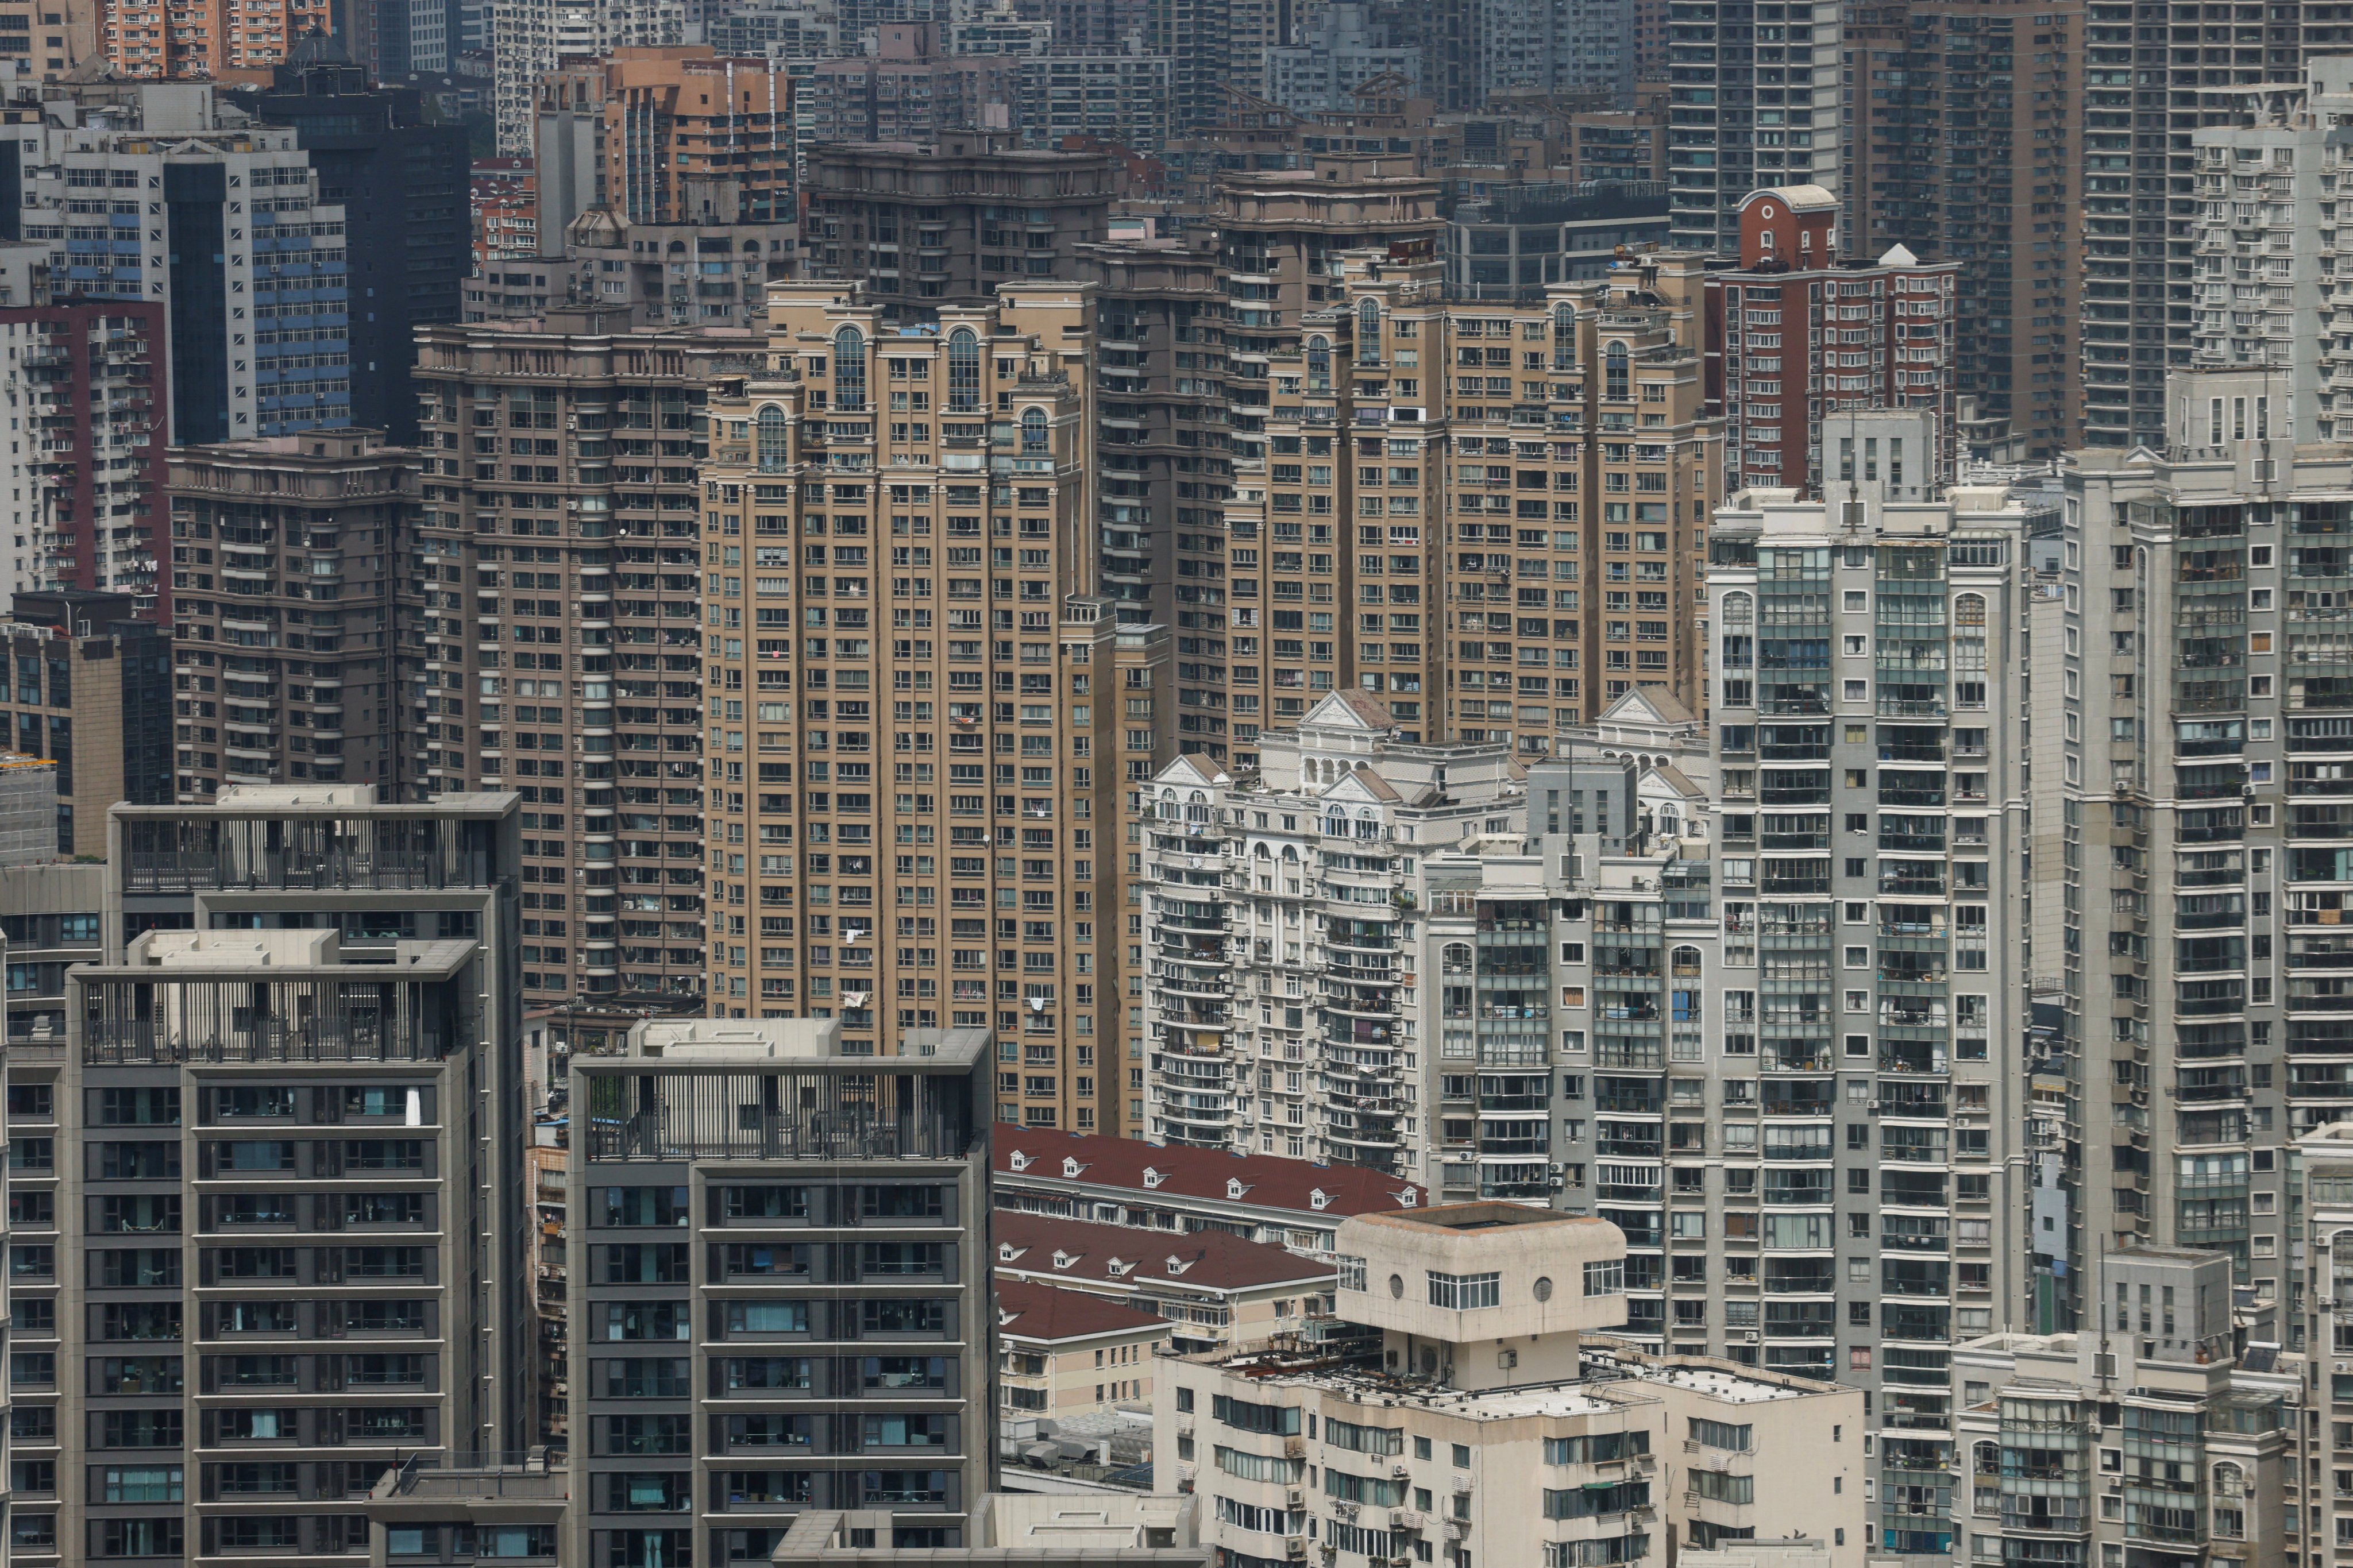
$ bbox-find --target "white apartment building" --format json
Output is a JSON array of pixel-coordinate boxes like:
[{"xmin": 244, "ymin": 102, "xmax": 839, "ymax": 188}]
[
  {"xmin": 489, "ymin": 0, "xmax": 684, "ymax": 153},
  {"xmin": 1138, "ymin": 690, "xmax": 1528, "ymax": 1179},
  {"xmin": 1157, "ymin": 1201, "xmax": 1870, "ymax": 1568},
  {"xmin": 2184, "ymin": 56, "xmax": 2353, "ymax": 442}
]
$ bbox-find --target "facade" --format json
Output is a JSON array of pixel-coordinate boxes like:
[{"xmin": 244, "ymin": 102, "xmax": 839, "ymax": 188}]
[
  {"xmin": 1160, "ymin": 1203, "xmax": 1870, "ymax": 1568},
  {"xmin": 1951, "ymin": 1247, "xmax": 2297, "ymax": 1568},
  {"xmin": 0, "ymin": 80, "xmax": 351, "ymax": 444},
  {"xmin": 770, "ymin": 1493, "xmax": 1204, "ymax": 1566},
  {"xmin": 1475, "ymin": 0, "xmax": 1637, "ymax": 108},
  {"xmin": 797, "ymin": 29, "xmax": 1021, "ymax": 150},
  {"xmin": 1696, "ymin": 447, "xmax": 2039, "ymax": 1552},
  {"xmin": 564, "ymin": 1015, "xmax": 994, "ymax": 1561},
  {"xmin": 991, "ymin": 1123, "xmax": 1425, "ymax": 1258},
  {"xmin": 1445, "ymin": 181, "xmax": 1672, "ymax": 300},
  {"xmin": 531, "ymin": 48, "xmax": 793, "ymax": 234},
  {"xmin": 472, "ymin": 155, "xmax": 538, "ymax": 265},
  {"xmin": 994, "ymin": 1277, "xmax": 1169, "ymax": 1425},
  {"xmin": 0, "ymin": 299, "xmax": 168, "ymax": 616},
  {"xmin": 1137, "ymin": 694, "xmax": 1529, "ymax": 1176},
  {"xmin": 2178, "ymin": 59, "xmax": 2353, "ymax": 445},
  {"xmin": 802, "ymin": 137, "xmax": 1120, "ymax": 326},
  {"xmin": 489, "ymin": 0, "xmax": 685, "ymax": 154},
  {"xmin": 1262, "ymin": 2, "xmax": 1421, "ymax": 116},
  {"xmin": 1015, "ymin": 49, "xmax": 1172, "ymax": 157},
  {"xmin": 1839, "ymin": 0, "xmax": 2082, "ymax": 461},
  {"xmin": 164, "ymin": 430, "xmax": 416, "ymax": 800},
  {"xmin": 240, "ymin": 53, "xmax": 472, "ymax": 445},
  {"xmin": 522, "ymin": 207, "xmax": 797, "ymax": 333},
  {"xmin": 0, "ymin": 590, "xmax": 172, "ymax": 856},
  {"xmin": 696, "ymin": 280, "xmax": 1131, "ymax": 1136},
  {"xmin": 2071, "ymin": 0, "xmax": 2348, "ymax": 449},
  {"xmin": 2047, "ymin": 367, "xmax": 2353, "ymax": 1331},
  {"xmin": 404, "ymin": 309, "xmax": 766, "ymax": 1015},
  {"xmin": 97, "ymin": 0, "xmax": 330, "ymax": 78},
  {"xmin": 1665, "ymin": 0, "xmax": 1842, "ymax": 250},
  {"xmin": 1703, "ymin": 186, "xmax": 1959, "ymax": 496},
  {"xmin": 992, "ymin": 1211, "xmax": 1332, "ymax": 1356},
  {"xmin": 2, "ymin": 784, "xmax": 530, "ymax": 1568},
  {"xmin": 527, "ymin": 1137, "xmax": 567, "ymax": 1445},
  {"xmin": 2296, "ymin": 1121, "xmax": 2353, "ymax": 1563}
]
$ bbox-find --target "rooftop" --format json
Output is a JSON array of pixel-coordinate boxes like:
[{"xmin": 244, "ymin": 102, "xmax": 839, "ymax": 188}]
[
  {"xmin": 993, "ymin": 1212, "xmax": 1334, "ymax": 1293},
  {"xmin": 994, "ymin": 1125, "xmax": 1426, "ymax": 1216},
  {"xmin": 1196, "ymin": 1341, "xmax": 1839, "ymax": 1419},
  {"xmin": 996, "ymin": 1279, "xmax": 1172, "ymax": 1344},
  {"xmin": 625, "ymin": 1016, "xmax": 990, "ymax": 1067}
]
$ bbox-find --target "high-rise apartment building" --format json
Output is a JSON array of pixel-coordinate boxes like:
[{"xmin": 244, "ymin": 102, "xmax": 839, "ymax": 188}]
[
  {"xmin": 0, "ymin": 589, "xmax": 173, "ymax": 855},
  {"xmin": 0, "ymin": 80, "xmax": 351, "ymax": 444},
  {"xmin": 1474, "ymin": 0, "xmax": 1637, "ymax": 107},
  {"xmin": 1704, "ymin": 186, "xmax": 1959, "ymax": 496},
  {"xmin": 1137, "ymin": 694, "xmax": 1530, "ymax": 1172},
  {"xmin": 1, "ymin": 784, "xmax": 529, "ymax": 1568},
  {"xmin": 2178, "ymin": 59, "xmax": 2352, "ymax": 443},
  {"xmin": 801, "ymin": 136, "xmax": 1119, "ymax": 327},
  {"xmin": 490, "ymin": 0, "xmax": 684, "ymax": 154},
  {"xmin": 1698, "ymin": 437, "xmax": 2037, "ymax": 1556},
  {"xmin": 797, "ymin": 29, "xmax": 1021, "ymax": 149},
  {"xmin": 531, "ymin": 48, "xmax": 793, "ymax": 232},
  {"xmin": 404, "ymin": 308, "xmax": 766, "ymax": 1019},
  {"xmin": 238, "ymin": 46, "xmax": 471, "ymax": 445},
  {"xmin": 1228, "ymin": 247, "xmax": 1718, "ymax": 764},
  {"xmin": 565, "ymin": 1015, "xmax": 994, "ymax": 1562},
  {"xmin": 1839, "ymin": 0, "xmax": 2081, "ymax": 462},
  {"xmin": 516, "ymin": 207, "xmax": 796, "ymax": 333},
  {"xmin": 2049, "ymin": 366, "xmax": 2353, "ymax": 1327},
  {"xmin": 165, "ymin": 430, "xmax": 416, "ymax": 800},
  {"xmin": 696, "ymin": 280, "xmax": 1130, "ymax": 1137},
  {"xmin": 2073, "ymin": 0, "xmax": 2353, "ymax": 447},
  {"xmin": 1164, "ymin": 1202, "xmax": 1870, "ymax": 1568},
  {"xmin": 1665, "ymin": 0, "xmax": 1842, "ymax": 250},
  {"xmin": 97, "ymin": 0, "xmax": 330, "ymax": 78},
  {"xmin": 0, "ymin": 299, "xmax": 168, "ymax": 615}
]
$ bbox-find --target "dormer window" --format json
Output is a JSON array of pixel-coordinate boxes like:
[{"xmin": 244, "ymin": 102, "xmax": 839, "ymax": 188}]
[
  {"xmin": 1309, "ymin": 1188, "xmax": 1331, "ymax": 1211},
  {"xmin": 1166, "ymin": 1255, "xmax": 1191, "ymax": 1276},
  {"xmin": 1398, "ymin": 1189, "xmax": 1419, "ymax": 1208},
  {"xmin": 1052, "ymin": 1250, "xmax": 1075, "ymax": 1270},
  {"xmin": 1108, "ymin": 1258, "xmax": 1133, "ymax": 1277},
  {"xmin": 998, "ymin": 1242, "xmax": 1019, "ymax": 1262},
  {"xmin": 1225, "ymin": 1177, "xmax": 1249, "ymax": 1200},
  {"xmin": 1062, "ymin": 1156, "xmax": 1084, "ymax": 1179},
  {"xmin": 1141, "ymin": 1167, "xmax": 1164, "ymax": 1189},
  {"xmin": 1008, "ymin": 1150, "xmax": 1031, "ymax": 1173}
]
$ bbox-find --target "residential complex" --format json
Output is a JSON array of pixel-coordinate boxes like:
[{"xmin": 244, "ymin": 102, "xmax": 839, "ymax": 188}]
[
  {"xmin": 1163, "ymin": 1202, "xmax": 1869, "ymax": 1568},
  {"xmin": 696, "ymin": 280, "xmax": 1130, "ymax": 1137},
  {"xmin": 564, "ymin": 1015, "xmax": 994, "ymax": 1563},
  {"xmin": 0, "ymin": 589, "xmax": 173, "ymax": 855},
  {"xmin": 1665, "ymin": 0, "xmax": 1843, "ymax": 250},
  {"xmin": 166, "ymin": 430, "xmax": 417, "ymax": 800},
  {"xmin": 404, "ymin": 308, "xmax": 765, "ymax": 1020},
  {"xmin": 531, "ymin": 48, "xmax": 793, "ymax": 230},
  {"xmin": 0, "ymin": 79, "xmax": 353, "ymax": 444},
  {"xmin": 1703, "ymin": 185, "xmax": 1959, "ymax": 495},
  {"xmin": 0, "ymin": 783, "xmax": 531, "ymax": 1568}
]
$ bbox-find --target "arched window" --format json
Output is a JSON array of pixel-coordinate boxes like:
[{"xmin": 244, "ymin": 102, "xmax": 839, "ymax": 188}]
[
  {"xmin": 1605, "ymin": 341, "xmax": 1629, "ymax": 402},
  {"xmin": 1953, "ymin": 593, "xmax": 1988, "ymax": 709},
  {"xmin": 1186, "ymin": 791, "xmax": 1209, "ymax": 824},
  {"xmin": 1307, "ymin": 334, "xmax": 1330, "ymax": 389},
  {"xmin": 833, "ymin": 326, "xmax": 866, "ymax": 411},
  {"xmin": 1670, "ymin": 944, "xmax": 1702, "ymax": 979},
  {"xmin": 947, "ymin": 328, "xmax": 981, "ymax": 412},
  {"xmin": 1552, "ymin": 302, "xmax": 1576, "ymax": 370},
  {"xmin": 1441, "ymin": 942, "xmax": 1472, "ymax": 974},
  {"xmin": 1657, "ymin": 803, "xmax": 1681, "ymax": 836},
  {"xmin": 1719, "ymin": 590, "xmax": 1754, "ymax": 673},
  {"xmin": 1356, "ymin": 300, "xmax": 1381, "ymax": 365},
  {"xmin": 1324, "ymin": 812, "xmax": 1348, "ymax": 837},
  {"xmin": 755, "ymin": 405, "xmax": 789, "ymax": 473},
  {"xmin": 1021, "ymin": 408, "xmax": 1048, "ymax": 454}
]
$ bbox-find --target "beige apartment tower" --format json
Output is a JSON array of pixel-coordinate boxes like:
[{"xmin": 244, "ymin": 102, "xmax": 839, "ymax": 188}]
[{"xmin": 698, "ymin": 279, "xmax": 1129, "ymax": 1137}]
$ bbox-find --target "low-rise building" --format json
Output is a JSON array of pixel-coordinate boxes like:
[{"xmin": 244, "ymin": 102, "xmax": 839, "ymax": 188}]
[
  {"xmin": 992, "ymin": 1212, "xmax": 1333, "ymax": 1357},
  {"xmin": 992, "ymin": 1125, "xmax": 1425, "ymax": 1259},
  {"xmin": 1158, "ymin": 1202, "xmax": 1869, "ymax": 1567},
  {"xmin": 1953, "ymin": 1246, "xmax": 2296, "ymax": 1568},
  {"xmin": 996, "ymin": 1279, "xmax": 1169, "ymax": 1426},
  {"xmin": 771, "ymin": 1493, "xmax": 1206, "ymax": 1567}
]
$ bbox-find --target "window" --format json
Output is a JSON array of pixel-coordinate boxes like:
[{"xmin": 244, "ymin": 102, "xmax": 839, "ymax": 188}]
[
  {"xmin": 1336, "ymin": 1253, "xmax": 1366, "ymax": 1292},
  {"xmin": 1689, "ymin": 1418, "xmax": 1753, "ymax": 1453},
  {"xmin": 947, "ymin": 329, "xmax": 981, "ymax": 412},
  {"xmin": 1326, "ymin": 1419, "xmax": 1403, "ymax": 1455},
  {"xmin": 1427, "ymin": 1270, "xmax": 1500, "ymax": 1309},
  {"xmin": 834, "ymin": 327, "xmax": 867, "ymax": 411},
  {"xmin": 1692, "ymin": 1470, "xmax": 1753, "ymax": 1504},
  {"xmin": 1583, "ymin": 1258, "xmax": 1625, "ymax": 1296},
  {"xmin": 1211, "ymin": 1394, "xmax": 1300, "ymax": 1435},
  {"xmin": 756, "ymin": 407, "xmax": 790, "ymax": 473}
]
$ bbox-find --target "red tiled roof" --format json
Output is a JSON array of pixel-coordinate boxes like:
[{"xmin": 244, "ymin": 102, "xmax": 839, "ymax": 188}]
[
  {"xmin": 992, "ymin": 1126, "xmax": 1425, "ymax": 1217},
  {"xmin": 994, "ymin": 1277, "xmax": 1171, "ymax": 1344},
  {"xmin": 992, "ymin": 1212, "xmax": 1334, "ymax": 1293}
]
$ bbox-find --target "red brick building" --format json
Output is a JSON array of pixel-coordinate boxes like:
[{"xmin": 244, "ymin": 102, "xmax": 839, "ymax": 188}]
[{"xmin": 1703, "ymin": 184, "xmax": 1958, "ymax": 495}]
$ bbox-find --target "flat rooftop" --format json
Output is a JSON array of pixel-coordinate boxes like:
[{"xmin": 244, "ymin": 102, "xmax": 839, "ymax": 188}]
[
  {"xmin": 1199, "ymin": 1341, "xmax": 1829, "ymax": 1419},
  {"xmin": 623, "ymin": 1016, "xmax": 989, "ymax": 1067}
]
